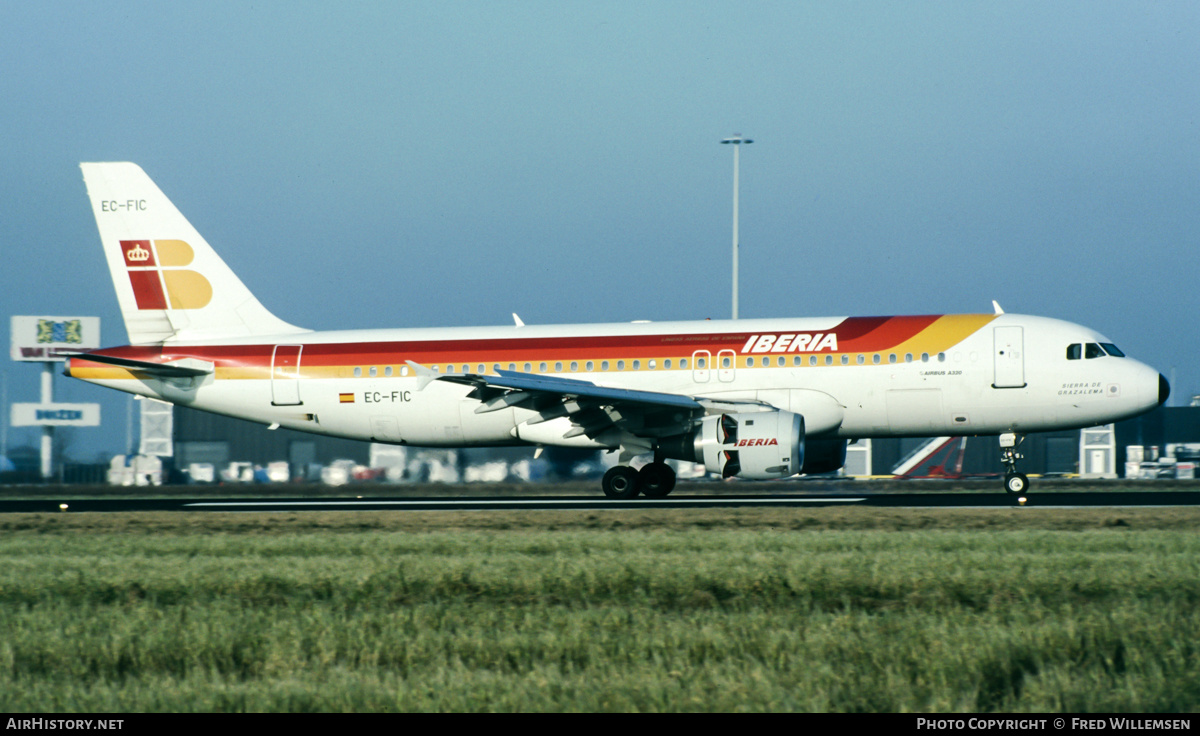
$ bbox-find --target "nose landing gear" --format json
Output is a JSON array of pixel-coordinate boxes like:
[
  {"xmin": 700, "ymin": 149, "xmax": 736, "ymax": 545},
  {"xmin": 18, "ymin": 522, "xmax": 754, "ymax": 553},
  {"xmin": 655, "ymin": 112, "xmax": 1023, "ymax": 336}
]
[{"xmin": 999, "ymin": 432, "xmax": 1029, "ymax": 495}]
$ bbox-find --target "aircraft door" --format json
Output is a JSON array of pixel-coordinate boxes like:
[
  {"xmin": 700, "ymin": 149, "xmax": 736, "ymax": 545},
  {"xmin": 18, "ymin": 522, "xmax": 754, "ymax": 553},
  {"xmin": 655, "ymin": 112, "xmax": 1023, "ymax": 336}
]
[
  {"xmin": 692, "ymin": 350, "xmax": 711, "ymax": 383},
  {"xmin": 992, "ymin": 326, "xmax": 1026, "ymax": 388},
  {"xmin": 271, "ymin": 345, "xmax": 304, "ymax": 405}
]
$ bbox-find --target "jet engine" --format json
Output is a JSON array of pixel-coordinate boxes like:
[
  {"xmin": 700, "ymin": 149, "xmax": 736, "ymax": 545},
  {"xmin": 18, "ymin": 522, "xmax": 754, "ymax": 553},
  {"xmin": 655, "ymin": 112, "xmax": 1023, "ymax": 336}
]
[
  {"xmin": 658, "ymin": 411, "xmax": 850, "ymax": 479},
  {"xmin": 669, "ymin": 410, "xmax": 804, "ymax": 479}
]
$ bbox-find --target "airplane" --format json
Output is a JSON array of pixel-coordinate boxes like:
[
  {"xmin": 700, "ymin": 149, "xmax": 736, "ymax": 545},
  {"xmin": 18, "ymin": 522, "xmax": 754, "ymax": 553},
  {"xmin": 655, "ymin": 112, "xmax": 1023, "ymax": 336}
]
[{"xmin": 67, "ymin": 162, "xmax": 1170, "ymax": 497}]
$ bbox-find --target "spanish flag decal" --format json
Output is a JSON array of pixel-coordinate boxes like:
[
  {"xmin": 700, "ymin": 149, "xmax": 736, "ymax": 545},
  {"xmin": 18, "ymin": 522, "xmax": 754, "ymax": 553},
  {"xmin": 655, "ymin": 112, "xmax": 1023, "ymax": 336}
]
[{"xmin": 339, "ymin": 393, "xmax": 355, "ymax": 403}]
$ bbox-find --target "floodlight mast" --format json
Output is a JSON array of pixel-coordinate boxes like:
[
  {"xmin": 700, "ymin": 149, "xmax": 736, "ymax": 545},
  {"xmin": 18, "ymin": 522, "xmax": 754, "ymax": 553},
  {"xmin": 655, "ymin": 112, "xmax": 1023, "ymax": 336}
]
[{"xmin": 721, "ymin": 135, "xmax": 752, "ymax": 319}]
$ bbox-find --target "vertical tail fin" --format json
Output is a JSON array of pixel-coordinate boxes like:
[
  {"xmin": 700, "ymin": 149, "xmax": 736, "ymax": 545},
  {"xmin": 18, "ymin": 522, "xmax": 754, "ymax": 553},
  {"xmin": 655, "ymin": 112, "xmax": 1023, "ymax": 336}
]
[{"xmin": 80, "ymin": 162, "xmax": 309, "ymax": 345}]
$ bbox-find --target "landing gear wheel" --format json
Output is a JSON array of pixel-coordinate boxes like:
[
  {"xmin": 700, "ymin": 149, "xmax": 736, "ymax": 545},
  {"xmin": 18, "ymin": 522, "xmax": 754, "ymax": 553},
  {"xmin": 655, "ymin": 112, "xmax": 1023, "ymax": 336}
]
[
  {"xmin": 602, "ymin": 466, "xmax": 640, "ymax": 499},
  {"xmin": 638, "ymin": 462, "xmax": 676, "ymax": 498},
  {"xmin": 999, "ymin": 433, "xmax": 1028, "ymax": 496},
  {"xmin": 1004, "ymin": 472, "xmax": 1029, "ymax": 495}
]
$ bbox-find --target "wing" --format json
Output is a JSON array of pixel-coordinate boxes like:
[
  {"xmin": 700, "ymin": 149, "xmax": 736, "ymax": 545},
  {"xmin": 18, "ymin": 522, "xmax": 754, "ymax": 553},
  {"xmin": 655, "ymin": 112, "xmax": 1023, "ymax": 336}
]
[{"xmin": 407, "ymin": 361, "xmax": 769, "ymax": 454}]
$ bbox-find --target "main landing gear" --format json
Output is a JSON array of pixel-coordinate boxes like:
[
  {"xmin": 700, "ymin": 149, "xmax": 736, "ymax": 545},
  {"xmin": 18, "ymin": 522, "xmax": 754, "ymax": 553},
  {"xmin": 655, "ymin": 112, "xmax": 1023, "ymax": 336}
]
[
  {"xmin": 601, "ymin": 460, "xmax": 677, "ymax": 499},
  {"xmin": 999, "ymin": 432, "xmax": 1029, "ymax": 495}
]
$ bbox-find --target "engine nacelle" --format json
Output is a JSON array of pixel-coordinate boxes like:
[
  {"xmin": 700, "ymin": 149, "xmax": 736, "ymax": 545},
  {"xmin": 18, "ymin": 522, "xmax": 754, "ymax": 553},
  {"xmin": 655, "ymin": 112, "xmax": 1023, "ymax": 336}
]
[{"xmin": 694, "ymin": 411, "xmax": 804, "ymax": 480}]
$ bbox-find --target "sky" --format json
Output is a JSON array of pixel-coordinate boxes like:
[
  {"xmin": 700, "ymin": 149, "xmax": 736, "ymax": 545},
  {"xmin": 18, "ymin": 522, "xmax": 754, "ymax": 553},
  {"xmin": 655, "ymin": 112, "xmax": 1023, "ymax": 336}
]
[{"xmin": 2, "ymin": 1, "xmax": 1198, "ymax": 462}]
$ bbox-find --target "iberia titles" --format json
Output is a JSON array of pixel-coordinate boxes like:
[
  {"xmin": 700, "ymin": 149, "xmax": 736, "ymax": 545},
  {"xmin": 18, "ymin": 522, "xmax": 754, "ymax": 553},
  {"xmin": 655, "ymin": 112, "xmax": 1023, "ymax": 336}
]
[{"xmin": 740, "ymin": 333, "xmax": 838, "ymax": 354}]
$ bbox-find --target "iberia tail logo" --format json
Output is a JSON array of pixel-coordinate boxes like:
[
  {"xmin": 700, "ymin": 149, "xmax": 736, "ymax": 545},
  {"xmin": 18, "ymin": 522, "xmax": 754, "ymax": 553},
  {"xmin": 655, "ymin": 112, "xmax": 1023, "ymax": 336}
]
[{"xmin": 120, "ymin": 240, "xmax": 213, "ymax": 310}]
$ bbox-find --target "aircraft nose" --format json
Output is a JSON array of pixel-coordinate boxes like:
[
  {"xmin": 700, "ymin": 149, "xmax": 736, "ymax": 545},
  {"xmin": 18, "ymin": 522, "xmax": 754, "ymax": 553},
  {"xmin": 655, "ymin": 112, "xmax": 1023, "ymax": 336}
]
[{"xmin": 1159, "ymin": 373, "xmax": 1171, "ymax": 406}]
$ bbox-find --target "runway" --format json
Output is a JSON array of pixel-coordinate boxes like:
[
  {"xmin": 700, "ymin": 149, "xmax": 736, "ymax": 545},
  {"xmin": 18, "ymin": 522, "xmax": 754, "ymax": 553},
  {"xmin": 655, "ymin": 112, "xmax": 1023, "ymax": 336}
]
[{"xmin": 3, "ymin": 489, "xmax": 1199, "ymax": 513}]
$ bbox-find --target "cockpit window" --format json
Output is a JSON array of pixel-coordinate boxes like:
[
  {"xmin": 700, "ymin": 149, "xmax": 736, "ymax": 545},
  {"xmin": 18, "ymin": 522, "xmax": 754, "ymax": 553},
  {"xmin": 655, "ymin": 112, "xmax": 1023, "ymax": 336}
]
[{"xmin": 1069, "ymin": 342, "xmax": 1123, "ymax": 359}]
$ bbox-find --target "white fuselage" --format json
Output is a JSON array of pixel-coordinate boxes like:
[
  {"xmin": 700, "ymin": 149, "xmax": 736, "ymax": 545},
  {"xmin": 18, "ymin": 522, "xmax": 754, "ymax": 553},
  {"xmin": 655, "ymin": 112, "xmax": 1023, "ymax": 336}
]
[{"xmin": 70, "ymin": 312, "xmax": 1165, "ymax": 452}]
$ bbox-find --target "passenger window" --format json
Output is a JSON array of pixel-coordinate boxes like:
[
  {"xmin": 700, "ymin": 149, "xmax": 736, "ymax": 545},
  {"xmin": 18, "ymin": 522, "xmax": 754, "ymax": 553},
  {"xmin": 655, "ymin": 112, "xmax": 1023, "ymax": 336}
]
[
  {"xmin": 1085, "ymin": 343, "xmax": 1105, "ymax": 359},
  {"xmin": 570, "ymin": 361, "xmax": 578, "ymax": 372},
  {"xmin": 696, "ymin": 358, "xmax": 704, "ymax": 369},
  {"xmin": 555, "ymin": 362, "xmax": 563, "ymax": 372},
  {"xmin": 747, "ymin": 357, "xmax": 755, "ymax": 367},
  {"xmin": 632, "ymin": 360, "xmax": 640, "ymax": 370},
  {"xmin": 385, "ymin": 366, "xmax": 393, "ymax": 377},
  {"xmin": 602, "ymin": 361, "xmax": 610, "ymax": 371},
  {"xmin": 1066, "ymin": 344, "xmax": 1082, "ymax": 360},
  {"xmin": 664, "ymin": 359, "xmax": 671, "ymax": 369},
  {"xmin": 354, "ymin": 366, "xmax": 362, "ymax": 377},
  {"xmin": 586, "ymin": 361, "xmax": 594, "ymax": 371},
  {"xmin": 722, "ymin": 357, "xmax": 731, "ymax": 368},
  {"xmin": 841, "ymin": 355, "xmax": 849, "ymax": 365},
  {"xmin": 617, "ymin": 360, "xmax": 625, "ymax": 370},
  {"xmin": 680, "ymin": 358, "xmax": 687, "ymax": 369}
]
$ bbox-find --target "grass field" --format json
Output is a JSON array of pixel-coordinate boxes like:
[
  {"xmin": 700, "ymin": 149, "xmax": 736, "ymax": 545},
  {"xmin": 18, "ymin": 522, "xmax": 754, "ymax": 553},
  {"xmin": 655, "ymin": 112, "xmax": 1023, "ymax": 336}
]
[{"xmin": 0, "ymin": 506, "xmax": 1198, "ymax": 712}]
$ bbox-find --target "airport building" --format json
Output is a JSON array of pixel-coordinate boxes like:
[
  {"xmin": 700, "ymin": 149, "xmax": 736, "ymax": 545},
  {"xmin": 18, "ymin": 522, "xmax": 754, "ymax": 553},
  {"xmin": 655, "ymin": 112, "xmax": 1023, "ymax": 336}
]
[
  {"xmin": 168, "ymin": 404, "xmax": 1200, "ymax": 484},
  {"xmin": 845, "ymin": 406, "xmax": 1197, "ymax": 479},
  {"xmin": 8, "ymin": 400, "xmax": 1193, "ymax": 485},
  {"xmin": 174, "ymin": 406, "xmax": 369, "ymax": 480},
  {"xmin": 170, "ymin": 405, "xmax": 599, "ymax": 484}
]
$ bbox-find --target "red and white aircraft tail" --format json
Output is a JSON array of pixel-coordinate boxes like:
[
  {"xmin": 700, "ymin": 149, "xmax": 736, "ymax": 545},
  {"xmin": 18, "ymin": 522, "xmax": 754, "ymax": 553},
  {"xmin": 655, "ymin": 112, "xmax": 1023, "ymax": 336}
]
[{"xmin": 80, "ymin": 162, "xmax": 308, "ymax": 345}]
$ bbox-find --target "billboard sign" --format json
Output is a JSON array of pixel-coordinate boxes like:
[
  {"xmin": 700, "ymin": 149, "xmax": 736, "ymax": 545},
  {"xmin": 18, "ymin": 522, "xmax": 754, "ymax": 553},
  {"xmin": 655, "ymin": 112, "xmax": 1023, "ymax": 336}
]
[
  {"xmin": 11, "ymin": 403, "xmax": 102, "ymax": 427},
  {"xmin": 11, "ymin": 316, "xmax": 101, "ymax": 362}
]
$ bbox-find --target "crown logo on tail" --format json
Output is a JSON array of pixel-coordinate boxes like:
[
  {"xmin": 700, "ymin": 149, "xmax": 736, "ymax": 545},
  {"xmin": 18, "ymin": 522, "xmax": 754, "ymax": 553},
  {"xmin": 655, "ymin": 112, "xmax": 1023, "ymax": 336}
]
[
  {"xmin": 120, "ymin": 240, "xmax": 156, "ymax": 267},
  {"xmin": 126, "ymin": 244, "xmax": 150, "ymax": 262}
]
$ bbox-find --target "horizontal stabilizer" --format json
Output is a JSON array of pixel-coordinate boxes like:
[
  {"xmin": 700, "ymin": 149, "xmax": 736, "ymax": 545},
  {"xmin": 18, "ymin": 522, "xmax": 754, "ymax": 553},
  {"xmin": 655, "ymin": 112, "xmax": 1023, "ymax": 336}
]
[{"xmin": 67, "ymin": 352, "xmax": 214, "ymax": 378}]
